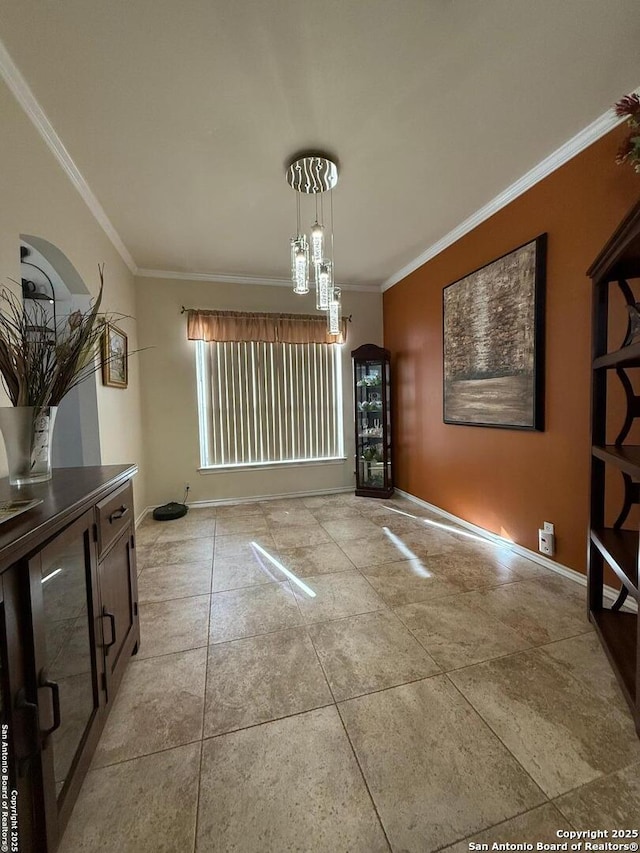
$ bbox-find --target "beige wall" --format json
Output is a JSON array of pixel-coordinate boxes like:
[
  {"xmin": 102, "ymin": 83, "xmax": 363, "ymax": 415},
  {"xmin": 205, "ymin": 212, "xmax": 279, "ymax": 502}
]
[
  {"xmin": 0, "ymin": 79, "xmax": 147, "ymax": 511},
  {"xmin": 134, "ymin": 276, "xmax": 383, "ymax": 507}
]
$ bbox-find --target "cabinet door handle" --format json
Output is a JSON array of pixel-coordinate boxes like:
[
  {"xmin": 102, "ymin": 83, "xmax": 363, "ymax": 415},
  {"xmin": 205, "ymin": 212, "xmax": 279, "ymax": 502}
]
[
  {"xmin": 14, "ymin": 688, "xmax": 41, "ymax": 763},
  {"xmin": 102, "ymin": 609, "xmax": 117, "ymax": 650},
  {"xmin": 109, "ymin": 505, "xmax": 129, "ymax": 523},
  {"xmin": 38, "ymin": 670, "xmax": 61, "ymax": 739}
]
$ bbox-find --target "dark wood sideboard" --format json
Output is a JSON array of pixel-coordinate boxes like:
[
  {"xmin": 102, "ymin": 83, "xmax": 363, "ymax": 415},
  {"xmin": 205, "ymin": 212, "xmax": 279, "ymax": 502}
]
[{"xmin": 0, "ymin": 464, "xmax": 140, "ymax": 851}]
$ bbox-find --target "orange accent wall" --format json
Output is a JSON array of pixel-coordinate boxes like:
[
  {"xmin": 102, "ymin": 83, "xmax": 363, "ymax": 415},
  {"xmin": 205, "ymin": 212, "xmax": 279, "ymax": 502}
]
[{"xmin": 383, "ymin": 128, "xmax": 640, "ymax": 574}]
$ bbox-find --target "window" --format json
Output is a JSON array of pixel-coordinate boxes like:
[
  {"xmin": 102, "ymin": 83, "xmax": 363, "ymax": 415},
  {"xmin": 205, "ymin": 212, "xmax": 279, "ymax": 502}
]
[{"xmin": 196, "ymin": 339, "xmax": 344, "ymax": 468}]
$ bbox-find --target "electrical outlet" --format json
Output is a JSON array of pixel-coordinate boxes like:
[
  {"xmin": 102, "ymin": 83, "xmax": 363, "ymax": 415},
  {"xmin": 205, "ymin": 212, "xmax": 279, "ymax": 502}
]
[
  {"xmin": 543, "ymin": 521, "xmax": 555, "ymax": 535},
  {"xmin": 538, "ymin": 528, "xmax": 555, "ymax": 556}
]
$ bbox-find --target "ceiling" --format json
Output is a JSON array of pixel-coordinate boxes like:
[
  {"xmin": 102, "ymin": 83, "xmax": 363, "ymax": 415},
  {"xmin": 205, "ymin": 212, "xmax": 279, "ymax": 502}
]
[{"xmin": 1, "ymin": 0, "xmax": 640, "ymax": 288}]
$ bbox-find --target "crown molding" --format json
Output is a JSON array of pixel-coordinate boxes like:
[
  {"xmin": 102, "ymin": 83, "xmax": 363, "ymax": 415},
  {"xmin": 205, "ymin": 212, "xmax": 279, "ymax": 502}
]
[
  {"xmin": 136, "ymin": 268, "xmax": 293, "ymax": 286},
  {"xmin": 382, "ymin": 100, "xmax": 634, "ymax": 292},
  {"xmin": 135, "ymin": 267, "xmax": 382, "ymax": 292},
  {"xmin": 0, "ymin": 38, "xmax": 137, "ymax": 274}
]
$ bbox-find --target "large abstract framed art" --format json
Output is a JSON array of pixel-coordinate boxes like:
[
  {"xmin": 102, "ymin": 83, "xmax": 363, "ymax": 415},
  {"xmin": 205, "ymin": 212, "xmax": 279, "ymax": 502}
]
[{"xmin": 443, "ymin": 234, "xmax": 546, "ymax": 430}]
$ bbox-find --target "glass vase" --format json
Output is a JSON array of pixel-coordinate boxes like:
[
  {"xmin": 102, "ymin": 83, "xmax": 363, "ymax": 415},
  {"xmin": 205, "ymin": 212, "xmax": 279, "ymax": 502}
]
[{"xmin": 0, "ymin": 406, "xmax": 58, "ymax": 486}]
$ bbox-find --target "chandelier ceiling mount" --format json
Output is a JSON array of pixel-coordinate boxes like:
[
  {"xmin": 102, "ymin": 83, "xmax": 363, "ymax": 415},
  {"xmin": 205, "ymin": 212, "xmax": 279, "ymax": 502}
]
[{"xmin": 285, "ymin": 154, "xmax": 339, "ymax": 194}]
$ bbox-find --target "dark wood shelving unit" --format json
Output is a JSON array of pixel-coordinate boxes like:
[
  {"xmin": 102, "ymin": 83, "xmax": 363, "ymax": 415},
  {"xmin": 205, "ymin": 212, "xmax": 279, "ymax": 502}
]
[
  {"xmin": 590, "ymin": 528, "xmax": 639, "ymax": 599},
  {"xmin": 591, "ymin": 610, "xmax": 638, "ymax": 705},
  {"xmin": 593, "ymin": 341, "xmax": 640, "ymax": 370},
  {"xmin": 592, "ymin": 444, "xmax": 640, "ymax": 477},
  {"xmin": 588, "ymin": 198, "xmax": 640, "ymax": 736}
]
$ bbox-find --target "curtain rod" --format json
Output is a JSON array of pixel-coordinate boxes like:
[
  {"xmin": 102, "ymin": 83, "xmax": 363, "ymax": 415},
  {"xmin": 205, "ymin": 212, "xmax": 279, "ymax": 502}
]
[{"xmin": 180, "ymin": 306, "xmax": 352, "ymax": 322}]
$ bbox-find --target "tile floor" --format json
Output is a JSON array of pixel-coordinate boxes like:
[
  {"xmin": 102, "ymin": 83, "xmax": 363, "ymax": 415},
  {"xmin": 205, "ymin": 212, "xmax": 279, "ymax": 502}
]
[{"xmin": 59, "ymin": 493, "xmax": 640, "ymax": 853}]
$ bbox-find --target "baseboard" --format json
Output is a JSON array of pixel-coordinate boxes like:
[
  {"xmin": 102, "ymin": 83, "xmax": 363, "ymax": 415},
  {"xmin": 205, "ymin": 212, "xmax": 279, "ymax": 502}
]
[
  {"xmin": 139, "ymin": 485, "xmax": 354, "ymax": 518},
  {"xmin": 395, "ymin": 489, "xmax": 637, "ymax": 614}
]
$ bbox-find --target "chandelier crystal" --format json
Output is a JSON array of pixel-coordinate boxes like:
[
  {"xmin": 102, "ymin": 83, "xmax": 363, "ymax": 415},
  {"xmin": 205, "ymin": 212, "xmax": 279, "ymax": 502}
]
[
  {"xmin": 286, "ymin": 153, "xmax": 340, "ymax": 334},
  {"xmin": 328, "ymin": 286, "xmax": 342, "ymax": 335},
  {"xmin": 290, "ymin": 235, "xmax": 309, "ymax": 295},
  {"xmin": 310, "ymin": 221, "xmax": 325, "ymax": 266},
  {"xmin": 316, "ymin": 260, "xmax": 332, "ymax": 311}
]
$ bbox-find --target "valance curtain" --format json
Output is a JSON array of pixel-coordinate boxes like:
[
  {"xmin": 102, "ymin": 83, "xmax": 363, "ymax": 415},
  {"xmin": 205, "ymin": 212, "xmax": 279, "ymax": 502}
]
[{"xmin": 187, "ymin": 309, "xmax": 347, "ymax": 345}]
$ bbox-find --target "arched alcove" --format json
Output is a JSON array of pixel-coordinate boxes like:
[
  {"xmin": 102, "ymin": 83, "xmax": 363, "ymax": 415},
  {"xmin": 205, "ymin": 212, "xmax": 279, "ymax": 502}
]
[{"xmin": 19, "ymin": 236, "xmax": 101, "ymax": 468}]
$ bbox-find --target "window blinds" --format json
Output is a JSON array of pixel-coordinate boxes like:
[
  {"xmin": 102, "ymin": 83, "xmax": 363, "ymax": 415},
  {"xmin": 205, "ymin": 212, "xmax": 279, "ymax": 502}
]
[{"xmin": 196, "ymin": 340, "xmax": 343, "ymax": 467}]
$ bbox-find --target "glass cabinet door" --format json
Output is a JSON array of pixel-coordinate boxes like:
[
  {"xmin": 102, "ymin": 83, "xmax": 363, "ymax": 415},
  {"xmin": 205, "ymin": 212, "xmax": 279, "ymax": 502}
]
[
  {"xmin": 352, "ymin": 345, "xmax": 393, "ymax": 497},
  {"xmin": 28, "ymin": 510, "xmax": 103, "ymax": 841},
  {"xmin": 1, "ymin": 569, "xmax": 39, "ymax": 852},
  {"xmin": 40, "ymin": 540, "xmax": 94, "ymax": 789}
]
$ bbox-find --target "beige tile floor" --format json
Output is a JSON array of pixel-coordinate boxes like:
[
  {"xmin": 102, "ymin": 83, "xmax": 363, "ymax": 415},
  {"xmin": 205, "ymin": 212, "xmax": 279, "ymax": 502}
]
[{"xmin": 59, "ymin": 493, "xmax": 640, "ymax": 853}]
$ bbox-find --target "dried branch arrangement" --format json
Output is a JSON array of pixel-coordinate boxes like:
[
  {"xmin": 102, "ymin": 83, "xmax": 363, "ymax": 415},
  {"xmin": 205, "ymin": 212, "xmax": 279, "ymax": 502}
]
[{"xmin": 0, "ymin": 265, "xmax": 125, "ymax": 408}]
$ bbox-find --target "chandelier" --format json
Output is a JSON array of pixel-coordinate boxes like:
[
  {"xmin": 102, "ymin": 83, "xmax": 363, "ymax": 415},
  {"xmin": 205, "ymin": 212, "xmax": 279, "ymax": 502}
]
[{"xmin": 287, "ymin": 153, "xmax": 341, "ymax": 334}]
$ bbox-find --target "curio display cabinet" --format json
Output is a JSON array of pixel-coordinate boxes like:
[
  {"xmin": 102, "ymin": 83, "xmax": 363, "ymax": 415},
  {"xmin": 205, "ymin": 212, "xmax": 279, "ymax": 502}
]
[{"xmin": 352, "ymin": 344, "xmax": 393, "ymax": 498}]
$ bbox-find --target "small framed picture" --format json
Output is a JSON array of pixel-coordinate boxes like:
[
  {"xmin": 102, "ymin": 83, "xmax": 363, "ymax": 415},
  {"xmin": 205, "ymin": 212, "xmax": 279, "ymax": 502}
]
[{"xmin": 102, "ymin": 323, "xmax": 128, "ymax": 388}]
